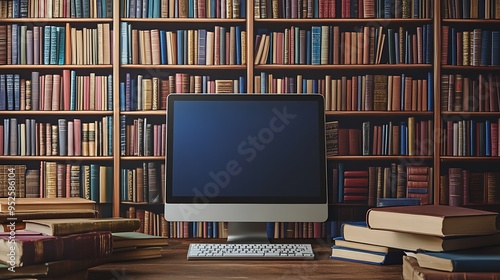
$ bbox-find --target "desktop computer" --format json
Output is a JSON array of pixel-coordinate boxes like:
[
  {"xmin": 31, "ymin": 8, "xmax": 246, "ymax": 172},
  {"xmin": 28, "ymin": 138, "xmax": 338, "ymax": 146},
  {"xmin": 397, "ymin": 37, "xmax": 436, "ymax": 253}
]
[{"xmin": 164, "ymin": 94, "xmax": 328, "ymax": 259}]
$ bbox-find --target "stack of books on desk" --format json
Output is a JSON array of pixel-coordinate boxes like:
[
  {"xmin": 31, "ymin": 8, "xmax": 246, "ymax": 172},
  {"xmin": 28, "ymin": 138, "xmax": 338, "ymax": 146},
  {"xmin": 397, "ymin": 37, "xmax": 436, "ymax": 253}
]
[
  {"xmin": 106, "ymin": 231, "xmax": 169, "ymax": 262},
  {"xmin": 330, "ymin": 204, "xmax": 500, "ymax": 270},
  {"xmin": 0, "ymin": 198, "xmax": 144, "ymax": 279}
]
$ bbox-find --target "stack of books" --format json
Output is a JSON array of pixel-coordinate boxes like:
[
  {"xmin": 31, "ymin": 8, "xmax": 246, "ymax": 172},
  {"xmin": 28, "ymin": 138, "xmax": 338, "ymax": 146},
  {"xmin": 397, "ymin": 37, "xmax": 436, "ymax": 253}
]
[
  {"xmin": 0, "ymin": 198, "xmax": 151, "ymax": 279},
  {"xmin": 107, "ymin": 231, "xmax": 169, "ymax": 262},
  {"xmin": 330, "ymin": 204, "xmax": 500, "ymax": 270}
]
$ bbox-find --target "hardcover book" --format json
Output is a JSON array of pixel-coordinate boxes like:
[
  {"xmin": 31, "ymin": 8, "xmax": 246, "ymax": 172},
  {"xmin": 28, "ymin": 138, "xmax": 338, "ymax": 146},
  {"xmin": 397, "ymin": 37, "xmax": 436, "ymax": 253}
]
[
  {"xmin": 330, "ymin": 245, "xmax": 404, "ymax": 265},
  {"xmin": 411, "ymin": 245, "xmax": 500, "ymax": 272},
  {"xmin": 366, "ymin": 205, "xmax": 498, "ymax": 237},
  {"xmin": 0, "ymin": 231, "xmax": 112, "ymax": 267},
  {"xmin": 0, "ymin": 197, "xmax": 95, "ymax": 212},
  {"xmin": 23, "ymin": 218, "xmax": 141, "ymax": 236},
  {"xmin": 403, "ymin": 255, "xmax": 500, "ymax": 280}
]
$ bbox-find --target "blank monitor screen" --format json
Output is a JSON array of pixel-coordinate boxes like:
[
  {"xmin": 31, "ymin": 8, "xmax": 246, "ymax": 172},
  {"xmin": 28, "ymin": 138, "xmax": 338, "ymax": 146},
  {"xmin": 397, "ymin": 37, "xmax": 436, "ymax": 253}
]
[{"xmin": 165, "ymin": 94, "xmax": 328, "ymax": 228}]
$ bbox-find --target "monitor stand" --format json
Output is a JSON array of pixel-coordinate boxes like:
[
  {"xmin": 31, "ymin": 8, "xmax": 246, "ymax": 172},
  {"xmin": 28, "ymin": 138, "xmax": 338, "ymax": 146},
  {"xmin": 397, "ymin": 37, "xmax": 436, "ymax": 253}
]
[{"xmin": 226, "ymin": 222, "xmax": 270, "ymax": 244}]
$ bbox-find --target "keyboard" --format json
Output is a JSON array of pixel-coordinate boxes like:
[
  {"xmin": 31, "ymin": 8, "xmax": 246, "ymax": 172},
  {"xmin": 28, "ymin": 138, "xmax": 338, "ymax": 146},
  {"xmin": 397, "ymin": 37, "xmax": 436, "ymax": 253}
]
[{"xmin": 187, "ymin": 243, "xmax": 315, "ymax": 260}]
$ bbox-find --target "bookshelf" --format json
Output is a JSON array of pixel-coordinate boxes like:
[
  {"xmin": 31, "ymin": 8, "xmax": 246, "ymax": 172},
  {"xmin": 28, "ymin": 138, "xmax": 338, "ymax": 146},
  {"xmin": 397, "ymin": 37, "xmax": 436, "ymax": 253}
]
[{"xmin": 1, "ymin": 0, "xmax": 499, "ymax": 237}]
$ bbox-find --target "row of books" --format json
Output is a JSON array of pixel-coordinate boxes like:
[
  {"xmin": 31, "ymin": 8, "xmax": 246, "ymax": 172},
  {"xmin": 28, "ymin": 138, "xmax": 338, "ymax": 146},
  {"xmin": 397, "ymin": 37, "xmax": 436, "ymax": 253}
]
[
  {"xmin": 442, "ymin": 27, "xmax": 500, "ymax": 66},
  {"xmin": 0, "ymin": 72, "xmax": 113, "ymax": 111},
  {"xmin": 440, "ymin": 168, "xmax": 500, "ymax": 206},
  {"xmin": 255, "ymin": 0, "xmax": 432, "ymax": 19},
  {"xmin": 120, "ymin": 74, "xmax": 245, "ymax": 102},
  {"xmin": 256, "ymin": 24, "xmax": 432, "ymax": 66},
  {"xmin": 442, "ymin": 118, "xmax": 500, "ymax": 157},
  {"xmin": 0, "ymin": 23, "xmax": 112, "ymax": 65},
  {"xmin": 441, "ymin": 73, "xmax": 500, "ymax": 112},
  {"xmin": 333, "ymin": 164, "xmax": 433, "ymax": 205},
  {"xmin": 255, "ymin": 73, "xmax": 433, "ymax": 111},
  {"xmin": 326, "ymin": 118, "xmax": 433, "ymax": 156},
  {"xmin": 0, "ymin": 0, "xmax": 113, "ymax": 18},
  {"xmin": 121, "ymin": 0, "xmax": 245, "ymax": 18},
  {"xmin": 120, "ymin": 162, "xmax": 164, "ymax": 203},
  {"xmin": 0, "ymin": 117, "xmax": 113, "ymax": 156},
  {"xmin": 120, "ymin": 24, "xmax": 245, "ymax": 66},
  {"xmin": 120, "ymin": 117, "xmax": 166, "ymax": 157},
  {"xmin": 121, "ymin": 73, "xmax": 167, "ymax": 111},
  {"xmin": 0, "ymin": 162, "xmax": 112, "ymax": 202},
  {"xmin": 442, "ymin": 0, "xmax": 500, "ymax": 19}
]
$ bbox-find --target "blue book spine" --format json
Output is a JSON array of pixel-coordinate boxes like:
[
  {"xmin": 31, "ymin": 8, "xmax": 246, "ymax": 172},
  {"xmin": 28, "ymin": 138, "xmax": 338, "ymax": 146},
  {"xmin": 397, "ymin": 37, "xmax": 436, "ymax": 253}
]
[
  {"xmin": 384, "ymin": 0, "xmax": 392, "ymax": 18},
  {"xmin": 480, "ymin": 30, "xmax": 491, "ymax": 66},
  {"xmin": 207, "ymin": 222, "xmax": 212, "ymax": 238},
  {"xmin": 12, "ymin": 24, "xmax": 18, "ymax": 64},
  {"xmin": 177, "ymin": 30, "xmax": 184, "ymax": 65},
  {"xmin": 58, "ymin": 119, "xmax": 67, "ymax": 156},
  {"xmin": 107, "ymin": 116, "xmax": 113, "ymax": 155},
  {"xmin": 13, "ymin": 0, "xmax": 19, "ymax": 17},
  {"xmin": 0, "ymin": 75, "xmax": 6, "ymax": 110},
  {"xmin": 96, "ymin": 0, "xmax": 102, "ymax": 17},
  {"xmin": 120, "ymin": 169, "xmax": 127, "ymax": 201},
  {"xmin": 266, "ymin": 222, "xmax": 275, "ymax": 238},
  {"xmin": 470, "ymin": 119, "xmax": 475, "ymax": 156},
  {"xmin": 159, "ymin": 30, "xmax": 167, "ymax": 64},
  {"xmin": 400, "ymin": 73, "xmax": 405, "ymax": 109},
  {"xmin": 13, "ymin": 74, "xmax": 20, "ymax": 110},
  {"xmin": 198, "ymin": 29, "xmax": 207, "ymax": 65},
  {"xmin": 188, "ymin": 0, "xmax": 194, "ymax": 17},
  {"xmin": 485, "ymin": 119, "xmax": 491, "ymax": 156},
  {"xmin": 125, "ymin": 73, "xmax": 131, "ymax": 110},
  {"xmin": 120, "ymin": 22, "xmax": 129, "ymax": 64},
  {"xmin": 240, "ymin": 0, "xmax": 245, "ymax": 18},
  {"xmin": 6, "ymin": 74, "xmax": 14, "ymax": 110},
  {"xmin": 90, "ymin": 164, "xmax": 100, "ymax": 202},
  {"xmin": 235, "ymin": 26, "xmax": 241, "ymax": 65},
  {"xmin": 129, "ymin": 0, "xmax": 136, "ymax": 17},
  {"xmin": 306, "ymin": 30, "xmax": 311, "ymax": 64},
  {"xmin": 451, "ymin": 27, "xmax": 457, "ymax": 65},
  {"xmin": 202, "ymin": 75, "xmax": 207, "ymax": 93},
  {"xmin": 142, "ymin": 0, "xmax": 148, "ymax": 17},
  {"xmin": 75, "ymin": 0, "xmax": 82, "ymax": 17},
  {"xmin": 314, "ymin": 0, "xmax": 319, "ymax": 17},
  {"xmin": 311, "ymin": 26, "xmax": 321, "ymax": 65},
  {"xmin": 337, "ymin": 163, "xmax": 344, "ymax": 203},
  {"xmin": 107, "ymin": 74, "xmax": 113, "ymax": 111},
  {"xmin": 492, "ymin": 31, "xmax": 500, "ymax": 66},
  {"xmin": 82, "ymin": 0, "xmax": 90, "ymax": 17},
  {"xmin": 260, "ymin": 72, "xmax": 267, "ymax": 93},
  {"xmin": 3, "ymin": 119, "xmax": 9, "ymax": 153},
  {"xmin": 119, "ymin": 82, "xmax": 126, "ymax": 111},
  {"xmin": 49, "ymin": 26, "xmax": 58, "ymax": 65},
  {"xmin": 220, "ymin": 27, "xmax": 226, "ymax": 64},
  {"xmin": 239, "ymin": 76, "xmax": 245, "ymax": 93},
  {"xmin": 57, "ymin": 26, "xmax": 65, "ymax": 65},
  {"xmin": 70, "ymin": 70, "xmax": 76, "ymax": 110},
  {"xmin": 130, "ymin": 78, "xmax": 136, "ymax": 111},
  {"xmin": 312, "ymin": 79, "xmax": 318, "ymax": 93},
  {"xmin": 394, "ymin": 32, "xmax": 400, "ymax": 64}
]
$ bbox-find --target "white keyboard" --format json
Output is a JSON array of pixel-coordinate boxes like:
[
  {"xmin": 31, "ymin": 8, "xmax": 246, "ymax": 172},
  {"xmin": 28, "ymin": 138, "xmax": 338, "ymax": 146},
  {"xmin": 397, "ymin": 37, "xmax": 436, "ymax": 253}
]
[{"xmin": 187, "ymin": 243, "xmax": 315, "ymax": 260}]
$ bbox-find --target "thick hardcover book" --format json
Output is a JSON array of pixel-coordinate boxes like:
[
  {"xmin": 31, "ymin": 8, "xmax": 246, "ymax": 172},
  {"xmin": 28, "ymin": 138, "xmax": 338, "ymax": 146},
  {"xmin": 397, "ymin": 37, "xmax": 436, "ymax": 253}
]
[
  {"xmin": 403, "ymin": 255, "xmax": 500, "ymax": 280},
  {"xmin": 341, "ymin": 221, "xmax": 500, "ymax": 252},
  {"xmin": 412, "ymin": 245, "xmax": 500, "ymax": 272},
  {"xmin": 330, "ymin": 245, "xmax": 404, "ymax": 265},
  {"xmin": 366, "ymin": 205, "xmax": 498, "ymax": 237},
  {"xmin": 0, "ymin": 197, "xmax": 95, "ymax": 212},
  {"xmin": 0, "ymin": 231, "xmax": 112, "ymax": 267},
  {"xmin": 23, "ymin": 218, "xmax": 141, "ymax": 236}
]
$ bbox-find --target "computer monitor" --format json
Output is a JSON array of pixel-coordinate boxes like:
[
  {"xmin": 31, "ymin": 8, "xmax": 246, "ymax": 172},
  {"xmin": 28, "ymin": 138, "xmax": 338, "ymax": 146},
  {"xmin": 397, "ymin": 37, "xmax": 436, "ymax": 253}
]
[{"xmin": 165, "ymin": 94, "xmax": 328, "ymax": 243}]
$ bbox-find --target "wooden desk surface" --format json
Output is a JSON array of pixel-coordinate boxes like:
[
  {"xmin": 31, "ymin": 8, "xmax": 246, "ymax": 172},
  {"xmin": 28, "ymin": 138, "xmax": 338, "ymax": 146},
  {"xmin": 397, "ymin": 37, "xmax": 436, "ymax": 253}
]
[{"xmin": 88, "ymin": 239, "xmax": 403, "ymax": 280}]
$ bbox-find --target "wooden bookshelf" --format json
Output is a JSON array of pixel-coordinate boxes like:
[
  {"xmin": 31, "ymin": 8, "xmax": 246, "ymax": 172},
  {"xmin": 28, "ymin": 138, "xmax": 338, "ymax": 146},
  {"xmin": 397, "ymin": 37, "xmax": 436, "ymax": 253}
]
[{"xmin": 1, "ymin": 0, "xmax": 500, "ymax": 237}]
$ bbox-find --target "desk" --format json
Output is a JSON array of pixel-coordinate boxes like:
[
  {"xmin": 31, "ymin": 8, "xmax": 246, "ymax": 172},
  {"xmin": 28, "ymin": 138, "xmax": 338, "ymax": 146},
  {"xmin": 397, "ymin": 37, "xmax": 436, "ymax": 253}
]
[{"xmin": 87, "ymin": 239, "xmax": 402, "ymax": 279}]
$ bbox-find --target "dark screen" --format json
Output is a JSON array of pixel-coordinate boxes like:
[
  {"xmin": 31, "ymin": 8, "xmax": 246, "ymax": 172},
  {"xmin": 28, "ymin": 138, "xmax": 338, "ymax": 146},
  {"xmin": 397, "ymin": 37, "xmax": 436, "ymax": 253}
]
[{"xmin": 167, "ymin": 95, "xmax": 326, "ymax": 203}]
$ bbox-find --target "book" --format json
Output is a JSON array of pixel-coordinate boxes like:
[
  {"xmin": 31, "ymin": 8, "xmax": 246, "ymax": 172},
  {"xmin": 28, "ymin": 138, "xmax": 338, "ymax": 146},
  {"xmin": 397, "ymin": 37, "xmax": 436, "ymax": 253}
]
[
  {"xmin": 23, "ymin": 218, "xmax": 141, "ymax": 236},
  {"xmin": 341, "ymin": 222, "xmax": 500, "ymax": 252},
  {"xmin": 330, "ymin": 245, "xmax": 404, "ymax": 265},
  {"xmin": 0, "ymin": 197, "xmax": 95, "ymax": 212},
  {"xmin": 0, "ymin": 209, "xmax": 97, "ymax": 223},
  {"xmin": 112, "ymin": 231, "xmax": 169, "ymax": 249},
  {"xmin": 411, "ymin": 245, "xmax": 500, "ymax": 272},
  {"xmin": 0, "ymin": 231, "xmax": 112, "ymax": 267},
  {"xmin": 376, "ymin": 198, "xmax": 421, "ymax": 207},
  {"xmin": 333, "ymin": 236, "xmax": 396, "ymax": 253},
  {"xmin": 366, "ymin": 205, "xmax": 498, "ymax": 237},
  {"xmin": 402, "ymin": 255, "xmax": 500, "ymax": 280}
]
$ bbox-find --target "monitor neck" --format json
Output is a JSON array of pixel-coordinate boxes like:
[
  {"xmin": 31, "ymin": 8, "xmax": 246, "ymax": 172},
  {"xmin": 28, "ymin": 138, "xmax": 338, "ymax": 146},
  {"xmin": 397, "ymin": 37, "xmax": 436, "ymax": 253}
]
[{"xmin": 226, "ymin": 222, "xmax": 270, "ymax": 244}]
